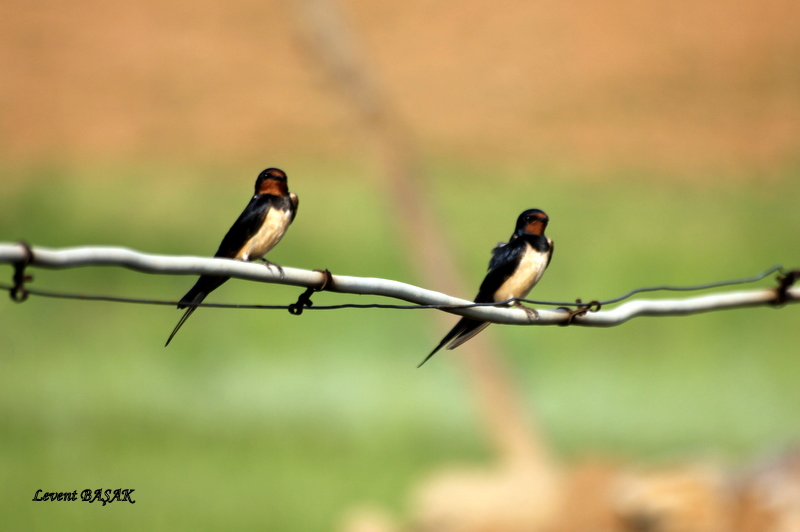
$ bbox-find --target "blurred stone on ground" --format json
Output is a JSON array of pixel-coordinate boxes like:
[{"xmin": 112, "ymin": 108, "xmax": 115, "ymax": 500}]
[{"xmin": 342, "ymin": 448, "xmax": 800, "ymax": 532}]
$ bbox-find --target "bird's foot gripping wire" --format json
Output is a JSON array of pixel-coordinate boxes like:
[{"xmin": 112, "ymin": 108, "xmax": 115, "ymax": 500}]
[
  {"xmin": 288, "ymin": 269, "xmax": 333, "ymax": 316},
  {"xmin": 512, "ymin": 301, "xmax": 539, "ymax": 321},
  {"xmin": 774, "ymin": 269, "xmax": 800, "ymax": 307},
  {"xmin": 259, "ymin": 258, "xmax": 285, "ymax": 280},
  {"xmin": 557, "ymin": 299, "xmax": 602, "ymax": 326},
  {"xmin": 10, "ymin": 242, "xmax": 33, "ymax": 303}
]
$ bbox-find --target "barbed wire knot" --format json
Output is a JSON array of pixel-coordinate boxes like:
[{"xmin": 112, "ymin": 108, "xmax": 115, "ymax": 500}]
[
  {"xmin": 288, "ymin": 269, "xmax": 333, "ymax": 315},
  {"xmin": 774, "ymin": 269, "xmax": 800, "ymax": 307},
  {"xmin": 10, "ymin": 242, "xmax": 34, "ymax": 303},
  {"xmin": 558, "ymin": 299, "xmax": 602, "ymax": 326}
]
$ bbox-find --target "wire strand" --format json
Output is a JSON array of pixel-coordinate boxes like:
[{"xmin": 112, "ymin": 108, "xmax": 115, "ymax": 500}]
[{"xmin": 0, "ymin": 264, "xmax": 785, "ymax": 311}]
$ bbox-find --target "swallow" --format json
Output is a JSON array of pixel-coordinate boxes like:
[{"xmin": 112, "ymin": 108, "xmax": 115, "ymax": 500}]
[
  {"xmin": 165, "ymin": 168, "xmax": 299, "ymax": 346},
  {"xmin": 418, "ymin": 209, "xmax": 553, "ymax": 367}
]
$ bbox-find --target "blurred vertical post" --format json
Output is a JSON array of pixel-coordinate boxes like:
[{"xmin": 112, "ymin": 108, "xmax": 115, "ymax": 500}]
[{"xmin": 286, "ymin": 0, "xmax": 554, "ymax": 473}]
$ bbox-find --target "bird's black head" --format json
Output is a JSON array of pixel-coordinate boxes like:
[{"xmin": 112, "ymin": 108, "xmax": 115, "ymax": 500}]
[
  {"xmin": 255, "ymin": 168, "xmax": 288, "ymax": 196},
  {"xmin": 516, "ymin": 209, "xmax": 549, "ymax": 236}
]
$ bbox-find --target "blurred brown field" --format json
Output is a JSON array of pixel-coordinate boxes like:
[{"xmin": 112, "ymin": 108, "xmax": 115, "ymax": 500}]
[{"xmin": 1, "ymin": 0, "xmax": 799, "ymax": 176}]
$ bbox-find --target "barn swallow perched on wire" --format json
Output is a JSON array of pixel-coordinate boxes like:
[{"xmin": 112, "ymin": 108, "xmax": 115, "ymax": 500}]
[
  {"xmin": 165, "ymin": 168, "xmax": 299, "ymax": 346},
  {"xmin": 418, "ymin": 209, "xmax": 553, "ymax": 367}
]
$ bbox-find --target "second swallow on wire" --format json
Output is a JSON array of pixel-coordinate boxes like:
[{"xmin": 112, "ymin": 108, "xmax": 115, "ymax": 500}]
[
  {"xmin": 165, "ymin": 168, "xmax": 299, "ymax": 346},
  {"xmin": 418, "ymin": 209, "xmax": 554, "ymax": 367}
]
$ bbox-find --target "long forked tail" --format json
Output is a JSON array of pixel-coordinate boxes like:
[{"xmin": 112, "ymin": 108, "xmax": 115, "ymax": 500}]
[
  {"xmin": 417, "ymin": 317, "xmax": 489, "ymax": 368},
  {"xmin": 165, "ymin": 275, "xmax": 228, "ymax": 346},
  {"xmin": 165, "ymin": 300, "xmax": 202, "ymax": 346}
]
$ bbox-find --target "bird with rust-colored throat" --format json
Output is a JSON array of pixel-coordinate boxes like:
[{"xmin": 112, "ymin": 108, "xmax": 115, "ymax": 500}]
[
  {"xmin": 419, "ymin": 209, "xmax": 553, "ymax": 367},
  {"xmin": 165, "ymin": 168, "xmax": 298, "ymax": 346}
]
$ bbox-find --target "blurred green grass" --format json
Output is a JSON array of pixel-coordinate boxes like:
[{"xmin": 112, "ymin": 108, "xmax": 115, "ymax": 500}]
[{"xmin": 1, "ymin": 161, "xmax": 799, "ymax": 530}]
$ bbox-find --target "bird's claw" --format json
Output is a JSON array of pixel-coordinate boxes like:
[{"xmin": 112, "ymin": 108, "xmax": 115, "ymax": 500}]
[
  {"xmin": 513, "ymin": 301, "xmax": 539, "ymax": 321},
  {"xmin": 260, "ymin": 259, "xmax": 285, "ymax": 280}
]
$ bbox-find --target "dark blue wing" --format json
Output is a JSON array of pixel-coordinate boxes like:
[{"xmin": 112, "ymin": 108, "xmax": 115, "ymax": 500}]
[
  {"xmin": 171, "ymin": 195, "xmax": 272, "ymax": 321},
  {"xmin": 418, "ymin": 237, "xmax": 526, "ymax": 366},
  {"xmin": 213, "ymin": 195, "xmax": 274, "ymax": 258},
  {"xmin": 167, "ymin": 194, "xmax": 286, "ymax": 346},
  {"xmin": 475, "ymin": 237, "xmax": 526, "ymax": 303}
]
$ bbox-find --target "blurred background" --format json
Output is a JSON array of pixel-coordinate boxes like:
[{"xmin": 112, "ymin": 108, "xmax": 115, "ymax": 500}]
[{"xmin": 1, "ymin": 0, "xmax": 799, "ymax": 530}]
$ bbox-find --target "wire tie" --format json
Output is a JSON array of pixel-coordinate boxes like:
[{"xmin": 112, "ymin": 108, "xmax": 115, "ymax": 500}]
[
  {"xmin": 288, "ymin": 269, "xmax": 333, "ymax": 315},
  {"xmin": 10, "ymin": 242, "xmax": 34, "ymax": 303},
  {"xmin": 774, "ymin": 269, "xmax": 799, "ymax": 307},
  {"xmin": 558, "ymin": 298, "xmax": 601, "ymax": 325}
]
